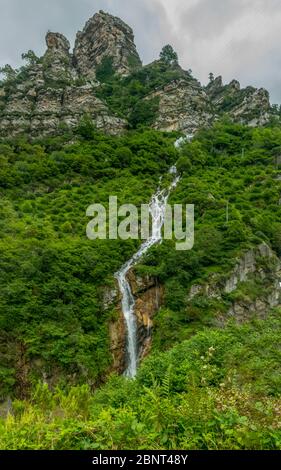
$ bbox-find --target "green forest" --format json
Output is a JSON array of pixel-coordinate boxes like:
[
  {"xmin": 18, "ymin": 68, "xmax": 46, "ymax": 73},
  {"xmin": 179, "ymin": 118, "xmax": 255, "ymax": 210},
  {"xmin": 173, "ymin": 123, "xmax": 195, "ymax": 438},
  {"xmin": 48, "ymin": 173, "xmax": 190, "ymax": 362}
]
[{"xmin": 0, "ymin": 119, "xmax": 280, "ymax": 449}]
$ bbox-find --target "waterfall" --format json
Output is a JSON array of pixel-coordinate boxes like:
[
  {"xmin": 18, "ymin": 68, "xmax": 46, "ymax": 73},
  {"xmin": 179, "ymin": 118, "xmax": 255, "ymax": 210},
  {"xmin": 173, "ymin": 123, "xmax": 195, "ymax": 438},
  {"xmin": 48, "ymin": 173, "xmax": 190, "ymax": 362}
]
[{"xmin": 115, "ymin": 137, "xmax": 188, "ymax": 378}]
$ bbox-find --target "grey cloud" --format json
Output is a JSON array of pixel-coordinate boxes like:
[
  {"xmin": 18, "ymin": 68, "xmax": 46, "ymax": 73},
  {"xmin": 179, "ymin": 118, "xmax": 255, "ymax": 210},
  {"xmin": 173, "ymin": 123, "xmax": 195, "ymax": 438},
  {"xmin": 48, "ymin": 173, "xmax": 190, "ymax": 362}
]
[
  {"xmin": 0, "ymin": 0, "xmax": 168, "ymax": 66},
  {"xmin": 178, "ymin": 0, "xmax": 251, "ymax": 39}
]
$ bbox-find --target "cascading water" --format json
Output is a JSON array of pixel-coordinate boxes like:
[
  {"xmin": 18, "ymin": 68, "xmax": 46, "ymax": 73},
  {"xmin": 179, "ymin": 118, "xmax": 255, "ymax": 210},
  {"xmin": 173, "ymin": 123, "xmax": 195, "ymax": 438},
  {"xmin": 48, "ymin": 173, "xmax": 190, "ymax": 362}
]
[{"xmin": 115, "ymin": 137, "xmax": 189, "ymax": 378}]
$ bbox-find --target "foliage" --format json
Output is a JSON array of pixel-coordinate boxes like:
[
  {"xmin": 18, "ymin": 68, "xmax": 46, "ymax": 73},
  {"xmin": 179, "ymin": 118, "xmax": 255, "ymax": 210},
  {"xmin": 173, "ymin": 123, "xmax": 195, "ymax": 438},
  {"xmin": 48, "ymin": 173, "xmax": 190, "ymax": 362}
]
[
  {"xmin": 159, "ymin": 45, "xmax": 179, "ymax": 65},
  {"xmin": 21, "ymin": 50, "xmax": 41, "ymax": 66},
  {"xmin": 0, "ymin": 128, "xmax": 176, "ymax": 396},
  {"xmin": 96, "ymin": 56, "xmax": 115, "ymax": 83},
  {"xmin": 95, "ymin": 60, "xmax": 194, "ymax": 127},
  {"xmin": 137, "ymin": 121, "xmax": 281, "ymax": 346},
  {"xmin": 0, "ymin": 313, "xmax": 280, "ymax": 450},
  {"xmin": 1, "ymin": 121, "xmax": 281, "ymax": 449}
]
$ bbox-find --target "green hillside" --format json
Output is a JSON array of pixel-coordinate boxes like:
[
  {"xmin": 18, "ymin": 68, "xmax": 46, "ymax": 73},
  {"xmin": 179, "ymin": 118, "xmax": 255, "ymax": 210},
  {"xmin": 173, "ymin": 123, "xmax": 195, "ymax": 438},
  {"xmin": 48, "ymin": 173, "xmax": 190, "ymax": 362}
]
[{"xmin": 0, "ymin": 121, "xmax": 281, "ymax": 449}]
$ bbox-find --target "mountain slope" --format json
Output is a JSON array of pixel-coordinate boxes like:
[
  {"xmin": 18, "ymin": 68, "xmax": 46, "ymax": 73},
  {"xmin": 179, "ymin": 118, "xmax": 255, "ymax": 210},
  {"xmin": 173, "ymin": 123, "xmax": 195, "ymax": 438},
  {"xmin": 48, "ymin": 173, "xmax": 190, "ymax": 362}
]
[{"xmin": 0, "ymin": 10, "xmax": 281, "ymax": 452}]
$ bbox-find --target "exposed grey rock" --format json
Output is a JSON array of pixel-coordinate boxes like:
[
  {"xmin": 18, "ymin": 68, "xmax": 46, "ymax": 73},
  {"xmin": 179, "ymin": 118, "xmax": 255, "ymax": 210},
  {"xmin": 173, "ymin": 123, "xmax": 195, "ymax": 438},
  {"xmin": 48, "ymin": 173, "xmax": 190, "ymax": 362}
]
[
  {"xmin": 73, "ymin": 10, "xmax": 141, "ymax": 79},
  {"xmin": 224, "ymin": 249, "xmax": 256, "ymax": 293},
  {"xmin": 147, "ymin": 78, "xmax": 213, "ymax": 134},
  {"xmin": 188, "ymin": 243, "xmax": 281, "ymax": 324},
  {"xmin": 30, "ymin": 115, "xmax": 61, "ymax": 136},
  {"xmin": 35, "ymin": 88, "xmax": 63, "ymax": 114},
  {"xmin": 43, "ymin": 32, "xmax": 76, "ymax": 84},
  {"xmin": 5, "ymin": 93, "xmax": 34, "ymax": 114},
  {"xmin": 62, "ymin": 85, "xmax": 107, "ymax": 114},
  {"xmin": 205, "ymin": 77, "xmax": 271, "ymax": 126},
  {"xmin": 0, "ymin": 11, "xmax": 275, "ymax": 137},
  {"xmin": 102, "ymin": 287, "xmax": 118, "ymax": 309}
]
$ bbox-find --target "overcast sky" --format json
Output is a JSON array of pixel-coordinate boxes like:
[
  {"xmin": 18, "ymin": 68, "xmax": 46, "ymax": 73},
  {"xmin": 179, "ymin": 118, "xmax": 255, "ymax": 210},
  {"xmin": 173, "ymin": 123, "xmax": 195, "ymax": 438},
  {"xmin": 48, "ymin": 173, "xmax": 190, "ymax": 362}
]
[{"xmin": 1, "ymin": 0, "xmax": 281, "ymax": 103}]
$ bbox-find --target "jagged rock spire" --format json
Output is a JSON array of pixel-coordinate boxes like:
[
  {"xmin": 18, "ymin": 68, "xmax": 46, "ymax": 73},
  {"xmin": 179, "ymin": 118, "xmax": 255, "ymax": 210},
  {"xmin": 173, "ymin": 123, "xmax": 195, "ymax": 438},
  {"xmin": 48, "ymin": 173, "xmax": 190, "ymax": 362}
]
[
  {"xmin": 45, "ymin": 32, "xmax": 70, "ymax": 53},
  {"xmin": 73, "ymin": 10, "xmax": 142, "ymax": 79},
  {"xmin": 43, "ymin": 32, "xmax": 74, "ymax": 83}
]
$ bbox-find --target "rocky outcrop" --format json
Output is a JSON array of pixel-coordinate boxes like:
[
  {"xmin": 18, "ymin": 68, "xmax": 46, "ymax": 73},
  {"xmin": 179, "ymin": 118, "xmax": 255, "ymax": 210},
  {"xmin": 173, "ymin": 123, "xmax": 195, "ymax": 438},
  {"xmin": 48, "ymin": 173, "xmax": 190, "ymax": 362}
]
[
  {"xmin": 224, "ymin": 243, "xmax": 276, "ymax": 294},
  {"xmin": 147, "ymin": 78, "xmax": 213, "ymax": 134},
  {"xmin": 106, "ymin": 270, "xmax": 164, "ymax": 373},
  {"xmin": 127, "ymin": 270, "xmax": 164, "ymax": 360},
  {"xmin": 188, "ymin": 243, "xmax": 281, "ymax": 324},
  {"xmin": 0, "ymin": 12, "xmax": 135, "ymax": 137},
  {"xmin": 0, "ymin": 80, "xmax": 127, "ymax": 137},
  {"xmin": 0, "ymin": 11, "xmax": 274, "ymax": 138},
  {"xmin": 43, "ymin": 32, "xmax": 76, "ymax": 84},
  {"xmin": 61, "ymin": 85, "xmax": 126, "ymax": 135},
  {"xmin": 73, "ymin": 10, "xmax": 141, "ymax": 79},
  {"xmin": 205, "ymin": 76, "xmax": 271, "ymax": 126}
]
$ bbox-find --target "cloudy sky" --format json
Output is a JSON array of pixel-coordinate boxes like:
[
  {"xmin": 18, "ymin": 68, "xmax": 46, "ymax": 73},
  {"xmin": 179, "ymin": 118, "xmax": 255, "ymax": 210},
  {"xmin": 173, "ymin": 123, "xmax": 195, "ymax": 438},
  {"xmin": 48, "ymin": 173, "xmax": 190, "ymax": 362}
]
[{"xmin": 1, "ymin": 0, "xmax": 281, "ymax": 103}]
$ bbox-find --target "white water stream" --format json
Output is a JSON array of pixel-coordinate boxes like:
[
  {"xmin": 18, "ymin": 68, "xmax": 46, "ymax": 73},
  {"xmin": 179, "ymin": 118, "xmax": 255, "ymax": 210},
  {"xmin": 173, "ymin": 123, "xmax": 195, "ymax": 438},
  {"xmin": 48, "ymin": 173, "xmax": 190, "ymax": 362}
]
[{"xmin": 115, "ymin": 138, "xmax": 189, "ymax": 378}]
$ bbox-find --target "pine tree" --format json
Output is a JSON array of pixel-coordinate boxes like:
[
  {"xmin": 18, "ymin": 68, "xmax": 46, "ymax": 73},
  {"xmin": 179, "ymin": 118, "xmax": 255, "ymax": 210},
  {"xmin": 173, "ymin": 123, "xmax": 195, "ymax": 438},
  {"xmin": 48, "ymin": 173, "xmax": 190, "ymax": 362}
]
[{"xmin": 160, "ymin": 45, "xmax": 178, "ymax": 65}]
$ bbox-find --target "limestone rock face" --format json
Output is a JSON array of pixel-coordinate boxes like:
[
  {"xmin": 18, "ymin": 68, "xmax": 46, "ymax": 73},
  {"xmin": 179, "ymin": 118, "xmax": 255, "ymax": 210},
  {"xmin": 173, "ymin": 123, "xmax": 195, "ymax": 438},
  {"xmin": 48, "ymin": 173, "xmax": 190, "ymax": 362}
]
[
  {"xmin": 45, "ymin": 32, "xmax": 70, "ymax": 57},
  {"xmin": 73, "ymin": 10, "xmax": 142, "ymax": 79},
  {"xmin": 205, "ymin": 76, "xmax": 271, "ymax": 126},
  {"xmin": 188, "ymin": 243, "xmax": 281, "ymax": 325},
  {"xmin": 0, "ymin": 11, "xmax": 275, "ymax": 138},
  {"xmin": 230, "ymin": 88, "xmax": 271, "ymax": 127},
  {"xmin": 43, "ymin": 32, "xmax": 75, "ymax": 83},
  {"xmin": 61, "ymin": 84, "xmax": 127, "ymax": 134},
  {"xmin": 0, "ymin": 81, "xmax": 127, "ymax": 138},
  {"xmin": 147, "ymin": 78, "xmax": 213, "ymax": 134}
]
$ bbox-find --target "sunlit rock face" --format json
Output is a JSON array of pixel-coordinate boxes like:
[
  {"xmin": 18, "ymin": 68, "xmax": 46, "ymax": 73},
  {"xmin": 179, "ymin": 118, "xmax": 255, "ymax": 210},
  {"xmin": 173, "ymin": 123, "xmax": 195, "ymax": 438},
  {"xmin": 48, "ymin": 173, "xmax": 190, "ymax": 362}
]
[{"xmin": 73, "ymin": 10, "xmax": 142, "ymax": 80}]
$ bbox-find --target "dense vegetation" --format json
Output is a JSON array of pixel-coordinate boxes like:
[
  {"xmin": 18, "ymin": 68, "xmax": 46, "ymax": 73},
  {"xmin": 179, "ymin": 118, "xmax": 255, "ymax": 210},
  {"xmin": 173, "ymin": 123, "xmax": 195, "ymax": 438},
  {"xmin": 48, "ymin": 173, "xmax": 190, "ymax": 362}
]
[
  {"xmin": 95, "ymin": 59, "xmax": 195, "ymax": 127},
  {"xmin": 0, "ymin": 120, "xmax": 281, "ymax": 449},
  {"xmin": 0, "ymin": 313, "xmax": 280, "ymax": 450},
  {"xmin": 0, "ymin": 125, "xmax": 177, "ymax": 397}
]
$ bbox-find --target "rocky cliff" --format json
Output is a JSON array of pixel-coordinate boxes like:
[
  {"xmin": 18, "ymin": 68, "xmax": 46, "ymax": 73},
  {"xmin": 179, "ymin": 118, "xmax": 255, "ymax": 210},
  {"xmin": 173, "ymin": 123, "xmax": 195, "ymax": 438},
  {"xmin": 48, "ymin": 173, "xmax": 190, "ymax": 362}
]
[
  {"xmin": 107, "ymin": 243, "xmax": 281, "ymax": 373},
  {"xmin": 205, "ymin": 76, "xmax": 271, "ymax": 127},
  {"xmin": 188, "ymin": 243, "xmax": 281, "ymax": 325},
  {"xmin": 73, "ymin": 10, "xmax": 142, "ymax": 79},
  {"xmin": 0, "ymin": 10, "xmax": 274, "ymax": 138}
]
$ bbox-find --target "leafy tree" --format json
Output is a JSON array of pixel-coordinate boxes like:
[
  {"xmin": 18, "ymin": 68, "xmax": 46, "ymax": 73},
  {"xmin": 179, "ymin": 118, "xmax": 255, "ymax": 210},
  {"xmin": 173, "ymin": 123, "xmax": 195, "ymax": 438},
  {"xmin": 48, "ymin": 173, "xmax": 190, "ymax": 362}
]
[
  {"xmin": 176, "ymin": 155, "xmax": 192, "ymax": 173},
  {"xmin": 159, "ymin": 45, "xmax": 178, "ymax": 65},
  {"xmin": 21, "ymin": 50, "xmax": 40, "ymax": 66},
  {"xmin": 114, "ymin": 147, "xmax": 133, "ymax": 168},
  {"xmin": 128, "ymin": 98, "xmax": 159, "ymax": 128},
  {"xmin": 0, "ymin": 64, "xmax": 17, "ymax": 81},
  {"xmin": 76, "ymin": 116, "xmax": 96, "ymax": 140},
  {"xmin": 96, "ymin": 56, "xmax": 115, "ymax": 83}
]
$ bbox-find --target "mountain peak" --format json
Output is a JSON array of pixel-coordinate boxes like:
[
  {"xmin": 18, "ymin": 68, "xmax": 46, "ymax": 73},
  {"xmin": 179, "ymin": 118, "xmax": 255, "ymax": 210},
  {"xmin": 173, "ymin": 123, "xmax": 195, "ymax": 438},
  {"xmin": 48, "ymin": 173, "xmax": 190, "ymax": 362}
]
[
  {"xmin": 73, "ymin": 11, "xmax": 142, "ymax": 79},
  {"xmin": 0, "ymin": 11, "xmax": 274, "ymax": 138},
  {"xmin": 45, "ymin": 32, "xmax": 70, "ymax": 53}
]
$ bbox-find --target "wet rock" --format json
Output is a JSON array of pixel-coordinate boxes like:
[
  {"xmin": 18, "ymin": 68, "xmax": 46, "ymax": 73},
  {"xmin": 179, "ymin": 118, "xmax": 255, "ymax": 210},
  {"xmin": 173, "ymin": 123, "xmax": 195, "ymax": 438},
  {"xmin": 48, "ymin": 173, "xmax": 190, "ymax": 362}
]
[
  {"xmin": 109, "ymin": 316, "xmax": 126, "ymax": 374},
  {"xmin": 127, "ymin": 270, "xmax": 164, "ymax": 360}
]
